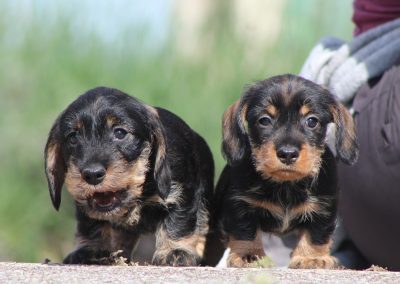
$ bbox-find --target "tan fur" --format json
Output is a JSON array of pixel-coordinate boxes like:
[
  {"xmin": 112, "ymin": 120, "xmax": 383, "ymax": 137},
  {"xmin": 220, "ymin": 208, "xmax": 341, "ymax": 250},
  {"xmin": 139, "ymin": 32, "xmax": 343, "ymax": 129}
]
[
  {"xmin": 144, "ymin": 105, "xmax": 166, "ymax": 174},
  {"xmin": 331, "ymin": 104, "xmax": 357, "ymax": 152},
  {"xmin": 222, "ymin": 101, "xmax": 241, "ymax": 152},
  {"xmin": 240, "ymin": 104, "xmax": 249, "ymax": 132},
  {"xmin": 124, "ymin": 205, "xmax": 143, "ymax": 226},
  {"xmin": 106, "ymin": 115, "xmax": 119, "ymax": 128},
  {"xmin": 154, "ymin": 133, "xmax": 166, "ymax": 171},
  {"xmin": 227, "ymin": 230, "xmax": 265, "ymax": 267},
  {"xmin": 64, "ymin": 142, "xmax": 151, "ymax": 221},
  {"xmin": 236, "ymin": 196, "xmax": 327, "ymax": 233},
  {"xmin": 195, "ymin": 201, "xmax": 211, "ymax": 238},
  {"xmin": 289, "ymin": 231, "xmax": 337, "ymax": 269},
  {"xmin": 252, "ymin": 142, "xmax": 323, "ymax": 182},
  {"xmin": 145, "ymin": 182, "xmax": 184, "ymax": 206},
  {"xmin": 235, "ymin": 196, "xmax": 283, "ymax": 217},
  {"xmin": 300, "ymin": 105, "xmax": 311, "ymax": 116},
  {"xmin": 137, "ymin": 181, "xmax": 209, "ymax": 265},
  {"xmin": 151, "ymin": 187, "xmax": 210, "ymax": 266},
  {"xmin": 266, "ymin": 105, "xmax": 278, "ymax": 117},
  {"xmin": 291, "ymin": 197, "xmax": 328, "ymax": 222},
  {"xmin": 153, "ymin": 226, "xmax": 206, "ymax": 265},
  {"xmin": 45, "ymin": 142, "xmax": 59, "ymax": 176},
  {"xmin": 144, "ymin": 104, "xmax": 160, "ymax": 118},
  {"xmin": 74, "ymin": 119, "xmax": 83, "ymax": 130}
]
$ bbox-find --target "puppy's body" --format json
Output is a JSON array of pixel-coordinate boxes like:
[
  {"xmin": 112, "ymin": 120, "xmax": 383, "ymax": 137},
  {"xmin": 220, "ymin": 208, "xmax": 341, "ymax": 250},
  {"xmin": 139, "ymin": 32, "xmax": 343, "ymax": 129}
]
[
  {"xmin": 45, "ymin": 87, "xmax": 214, "ymax": 266},
  {"xmin": 217, "ymin": 75, "xmax": 358, "ymax": 269},
  {"xmin": 218, "ymin": 149, "xmax": 337, "ymax": 236}
]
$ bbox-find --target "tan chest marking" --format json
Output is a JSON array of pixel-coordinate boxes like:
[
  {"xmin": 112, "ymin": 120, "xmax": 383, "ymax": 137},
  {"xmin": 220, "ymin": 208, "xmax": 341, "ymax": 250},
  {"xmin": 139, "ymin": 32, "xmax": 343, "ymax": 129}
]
[{"xmin": 236, "ymin": 196, "xmax": 326, "ymax": 232}]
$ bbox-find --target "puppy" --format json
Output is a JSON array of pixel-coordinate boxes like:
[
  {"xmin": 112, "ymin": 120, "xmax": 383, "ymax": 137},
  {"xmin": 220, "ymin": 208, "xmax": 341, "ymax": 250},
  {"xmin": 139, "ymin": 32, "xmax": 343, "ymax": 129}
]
[
  {"xmin": 217, "ymin": 74, "xmax": 358, "ymax": 269},
  {"xmin": 44, "ymin": 87, "xmax": 214, "ymax": 266}
]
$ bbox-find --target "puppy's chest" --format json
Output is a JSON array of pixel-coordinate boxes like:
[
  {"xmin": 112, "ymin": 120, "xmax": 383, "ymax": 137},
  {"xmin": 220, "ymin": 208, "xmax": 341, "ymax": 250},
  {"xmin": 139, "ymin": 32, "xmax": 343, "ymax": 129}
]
[
  {"xmin": 112, "ymin": 181, "xmax": 184, "ymax": 229},
  {"xmin": 265, "ymin": 200, "xmax": 319, "ymax": 233},
  {"xmin": 240, "ymin": 187, "xmax": 328, "ymax": 233}
]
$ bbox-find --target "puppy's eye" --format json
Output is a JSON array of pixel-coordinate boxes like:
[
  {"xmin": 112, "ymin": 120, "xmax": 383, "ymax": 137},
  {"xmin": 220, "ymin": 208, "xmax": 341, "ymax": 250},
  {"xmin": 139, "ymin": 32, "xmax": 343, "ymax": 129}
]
[
  {"xmin": 305, "ymin": 116, "xmax": 319, "ymax": 128},
  {"xmin": 67, "ymin": 132, "xmax": 78, "ymax": 145},
  {"xmin": 258, "ymin": 116, "xmax": 272, "ymax": 126},
  {"xmin": 114, "ymin": 128, "xmax": 128, "ymax": 140}
]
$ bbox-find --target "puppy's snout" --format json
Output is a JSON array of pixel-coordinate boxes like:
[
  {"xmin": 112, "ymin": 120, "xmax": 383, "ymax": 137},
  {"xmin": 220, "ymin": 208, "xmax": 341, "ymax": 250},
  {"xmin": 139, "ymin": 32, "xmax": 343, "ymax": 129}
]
[
  {"xmin": 277, "ymin": 146, "xmax": 299, "ymax": 165},
  {"xmin": 82, "ymin": 164, "xmax": 106, "ymax": 185}
]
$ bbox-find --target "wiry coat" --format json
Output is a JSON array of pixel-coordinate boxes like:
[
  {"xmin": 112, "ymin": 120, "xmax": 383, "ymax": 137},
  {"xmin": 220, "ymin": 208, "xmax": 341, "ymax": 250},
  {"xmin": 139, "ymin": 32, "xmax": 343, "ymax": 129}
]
[
  {"xmin": 216, "ymin": 75, "xmax": 358, "ymax": 269},
  {"xmin": 45, "ymin": 87, "xmax": 214, "ymax": 266}
]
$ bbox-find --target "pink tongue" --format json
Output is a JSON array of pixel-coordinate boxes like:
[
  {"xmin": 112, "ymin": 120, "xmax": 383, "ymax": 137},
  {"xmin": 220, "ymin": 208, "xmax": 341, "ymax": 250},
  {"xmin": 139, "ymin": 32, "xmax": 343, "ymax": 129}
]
[{"xmin": 93, "ymin": 192, "xmax": 116, "ymax": 207}]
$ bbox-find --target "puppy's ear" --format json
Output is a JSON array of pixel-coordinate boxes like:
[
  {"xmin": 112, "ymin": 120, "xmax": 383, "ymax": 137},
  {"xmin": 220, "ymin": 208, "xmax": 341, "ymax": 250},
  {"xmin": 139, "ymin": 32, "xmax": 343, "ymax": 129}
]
[
  {"xmin": 331, "ymin": 102, "xmax": 359, "ymax": 165},
  {"xmin": 221, "ymin": 100, "xmax": 248, "ymax": 165},
  {"xmin": 145, "ymin": 106, "xmax": 171, "ymax": 199},
  {"xmin": 44, "ymin": 117, "xmax": 66, "ymax": 210}
]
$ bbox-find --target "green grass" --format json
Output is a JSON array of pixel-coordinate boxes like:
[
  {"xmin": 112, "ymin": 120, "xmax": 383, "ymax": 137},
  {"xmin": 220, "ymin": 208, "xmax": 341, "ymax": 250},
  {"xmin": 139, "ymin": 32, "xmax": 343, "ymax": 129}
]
[{"xmin": 0, "ymin": 1, "xmax": 352, "ymax": 262}]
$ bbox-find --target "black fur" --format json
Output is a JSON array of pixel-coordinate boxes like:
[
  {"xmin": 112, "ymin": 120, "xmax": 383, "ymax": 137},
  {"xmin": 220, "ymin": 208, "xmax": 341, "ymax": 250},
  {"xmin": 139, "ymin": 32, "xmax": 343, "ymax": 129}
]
[
  {"xmin": 44, "ymin": 87, "xmax": 214, "ymax": 266},
  {"xmin": 217, "ymin": 74, "xmax": 359, "ymax": 268}
]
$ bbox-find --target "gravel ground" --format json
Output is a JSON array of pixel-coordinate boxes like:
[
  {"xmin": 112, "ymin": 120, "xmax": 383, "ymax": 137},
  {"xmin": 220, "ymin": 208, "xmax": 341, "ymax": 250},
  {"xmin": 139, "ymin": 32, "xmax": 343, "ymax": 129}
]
[{"xmin": 1, "ymin": 262, "xmax": 400, "ymax": 284}]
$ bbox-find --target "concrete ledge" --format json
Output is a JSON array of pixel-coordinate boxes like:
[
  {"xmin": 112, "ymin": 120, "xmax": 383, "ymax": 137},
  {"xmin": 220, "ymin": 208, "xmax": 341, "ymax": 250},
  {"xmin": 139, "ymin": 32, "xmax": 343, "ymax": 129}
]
[{"xmin": 0, "ymin": 262, "xmax": 399, "ymax": 283}]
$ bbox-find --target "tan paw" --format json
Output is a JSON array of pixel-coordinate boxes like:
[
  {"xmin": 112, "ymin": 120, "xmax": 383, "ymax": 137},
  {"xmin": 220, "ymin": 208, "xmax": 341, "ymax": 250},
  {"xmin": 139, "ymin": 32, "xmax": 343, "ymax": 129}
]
[
  {"xmin": 289, "ymin": 255, "xmax": 338, "ymax": 269},
  {"xmin": 227, "ymin": 252, "xmax": 263, "ymax": 268},
  {"xmin": 153, "ymin": 249, "xmax": 200, "ymax": 267}
]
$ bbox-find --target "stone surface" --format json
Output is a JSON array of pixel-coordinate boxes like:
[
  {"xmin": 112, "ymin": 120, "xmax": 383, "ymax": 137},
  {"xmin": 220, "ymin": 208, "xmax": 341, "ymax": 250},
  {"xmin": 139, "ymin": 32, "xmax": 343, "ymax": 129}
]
[{"xmin": 0, "ymin": 262, "xmax": 399, "ymax": 284}]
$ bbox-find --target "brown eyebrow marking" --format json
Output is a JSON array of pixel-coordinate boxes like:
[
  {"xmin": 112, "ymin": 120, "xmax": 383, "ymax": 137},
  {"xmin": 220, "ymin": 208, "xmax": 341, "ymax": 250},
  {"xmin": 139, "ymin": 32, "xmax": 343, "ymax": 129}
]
[
  {"xmin": 106, "ymin": 115, "xmax": 119, "ymax": 128},
  {"xmin": 74, "ymin": 119, "xmax": 83, "ymax": 130},
  {"xmin": 299, "ymin": 105, "xmax": 311, "ymax": 116},
  {"xmin": 265, "ymin": 105, "xmax": 278, "ymax": 117}
]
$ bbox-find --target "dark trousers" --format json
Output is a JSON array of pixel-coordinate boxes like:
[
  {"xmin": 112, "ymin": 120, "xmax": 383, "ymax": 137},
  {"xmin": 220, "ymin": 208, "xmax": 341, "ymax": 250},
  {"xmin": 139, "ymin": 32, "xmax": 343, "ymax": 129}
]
[{"xmin": 338, "ymin": 65, "xmax": 400, "ymax": 271}]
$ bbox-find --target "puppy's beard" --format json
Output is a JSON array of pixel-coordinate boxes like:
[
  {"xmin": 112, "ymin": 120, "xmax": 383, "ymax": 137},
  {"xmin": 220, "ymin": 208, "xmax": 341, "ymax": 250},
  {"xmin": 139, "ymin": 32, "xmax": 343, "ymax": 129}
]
[
  {"xmin": 252, "ymin": 142, "xmax": 323, "ymax": 182},
  {"xmin": 64, "ymin": 143, "xmax": 151, "ymax": 220}
]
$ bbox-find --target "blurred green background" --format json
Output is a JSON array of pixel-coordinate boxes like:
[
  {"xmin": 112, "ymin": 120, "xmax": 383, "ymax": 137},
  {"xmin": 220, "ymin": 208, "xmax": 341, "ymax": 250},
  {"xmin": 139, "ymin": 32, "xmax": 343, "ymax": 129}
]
[{"xmin": 0, "ymin": 0, "xmax": 353, "ymax": 262}]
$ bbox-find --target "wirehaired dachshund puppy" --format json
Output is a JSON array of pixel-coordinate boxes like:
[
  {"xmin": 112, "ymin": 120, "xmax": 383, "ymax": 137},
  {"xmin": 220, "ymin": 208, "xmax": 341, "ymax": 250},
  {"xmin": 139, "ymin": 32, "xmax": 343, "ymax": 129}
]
[
  {"xmin": 217, "ymin": 74, "xmax": 358, "ymax": 269},
  {"xmin": 44, "ymin": 87, "xmax": 214, "ymax": 266}
]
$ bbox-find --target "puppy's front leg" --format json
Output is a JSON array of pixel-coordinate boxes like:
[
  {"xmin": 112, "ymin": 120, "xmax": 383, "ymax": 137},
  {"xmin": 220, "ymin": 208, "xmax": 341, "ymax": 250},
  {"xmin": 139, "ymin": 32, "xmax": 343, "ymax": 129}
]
[
  {"xmin": 63, "ymin": 218, "xmax": 112, "ymax": 264},
  {"xmin": 227, "ymin": 230, "xmax": 265, "ymax": 267},
  {"xmin": 64, "ymin": 211, "xmax": 138, "ymax": 264},
  {"xmin": 152, "ymin": 224, "xmax": 205, "ymax": 266},
  {"xmin": 289, "ymin": 229, "xmax": 338, "ymax": 269},
  {"xmin": 221, "ymin": 196, "xmax": 265, "ymax": 267}
]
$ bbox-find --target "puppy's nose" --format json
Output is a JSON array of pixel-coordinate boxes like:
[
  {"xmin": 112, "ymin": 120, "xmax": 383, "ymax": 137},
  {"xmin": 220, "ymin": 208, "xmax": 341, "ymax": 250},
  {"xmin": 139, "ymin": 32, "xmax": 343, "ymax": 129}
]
[
  {"xmin": 82, "ymin": 164, "xmax": 106, "ymax": 185},
  {"xmin": 277, "ymin": 146, "xmax": 299, "ymax": 165}
]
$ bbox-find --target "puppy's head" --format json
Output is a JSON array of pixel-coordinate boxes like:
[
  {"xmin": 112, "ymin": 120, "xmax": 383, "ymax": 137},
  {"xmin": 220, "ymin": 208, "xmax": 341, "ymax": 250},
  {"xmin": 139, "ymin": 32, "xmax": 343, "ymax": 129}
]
[
  {"xmin": 44, "ymin": 87, "xmax": 170, "ymax": 219},
  {"xmin": 222, "ymin": 74, "xmax": 358, "ymax": 182}
]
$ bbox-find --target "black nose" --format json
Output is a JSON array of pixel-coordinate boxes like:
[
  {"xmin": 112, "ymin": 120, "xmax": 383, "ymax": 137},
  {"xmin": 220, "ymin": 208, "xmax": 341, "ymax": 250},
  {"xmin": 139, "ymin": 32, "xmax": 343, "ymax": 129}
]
[
  {"xmin": 82, "ymin": 164, "xmax": 106, "ymax": 185},
  {"xmin": 277, "ymin": 146, "xmax": 299, "ymax": 165}
]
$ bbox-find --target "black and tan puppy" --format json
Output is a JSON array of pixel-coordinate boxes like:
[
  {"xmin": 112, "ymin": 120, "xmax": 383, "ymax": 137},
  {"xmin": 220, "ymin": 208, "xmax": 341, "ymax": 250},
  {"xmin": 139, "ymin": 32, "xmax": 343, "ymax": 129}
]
[
  {"xmin": 45, "ymin": 87, "xmax": 214, "ymax": 266},
  {"xmin": 217, "ymin": 74, "xmax": 358, "ymax": 269}
]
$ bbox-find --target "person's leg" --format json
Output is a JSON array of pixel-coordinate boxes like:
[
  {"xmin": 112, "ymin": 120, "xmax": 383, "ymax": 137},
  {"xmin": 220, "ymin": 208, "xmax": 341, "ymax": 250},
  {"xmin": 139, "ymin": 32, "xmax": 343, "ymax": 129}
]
[
  {"xmin": 332, "ymin": 219, "xmax": 370, "ymax": 269},
  {"xmin": 338, "ymin": 66, "xmax": 400, "ymax": 271}
]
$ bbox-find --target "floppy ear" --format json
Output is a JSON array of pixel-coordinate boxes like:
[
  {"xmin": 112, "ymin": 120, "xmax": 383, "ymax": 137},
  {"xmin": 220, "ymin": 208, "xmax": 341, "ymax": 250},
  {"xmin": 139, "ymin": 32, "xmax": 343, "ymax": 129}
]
[
  {"xmin": 145, "ymin": 106, "xmax": 171, "ymax": 199},
  {"xmin": 221, "ymin": 100, "xmax": 248, "ymax": 165},
  {"xmin": 331, "ymin": 102, "xmax": 359, "ymax": 165},
  {"xmin": 44, "ymin": 117, "xmax": 66, "ymax": 210}
]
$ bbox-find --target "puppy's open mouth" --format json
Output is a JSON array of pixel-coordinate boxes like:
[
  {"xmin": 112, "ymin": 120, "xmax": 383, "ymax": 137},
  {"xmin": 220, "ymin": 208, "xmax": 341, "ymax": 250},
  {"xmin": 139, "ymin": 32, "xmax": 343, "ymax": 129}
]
[{"xmin": 90, "ymin": 191, "xmax": 124, "ymax": 212}]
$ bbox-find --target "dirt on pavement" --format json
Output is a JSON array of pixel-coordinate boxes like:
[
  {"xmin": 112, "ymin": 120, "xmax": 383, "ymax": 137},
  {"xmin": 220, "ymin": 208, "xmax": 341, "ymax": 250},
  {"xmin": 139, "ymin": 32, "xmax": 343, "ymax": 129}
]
[{"xmin": 1, "ymin": 262, "xmax": 400, "ymax": 283}]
